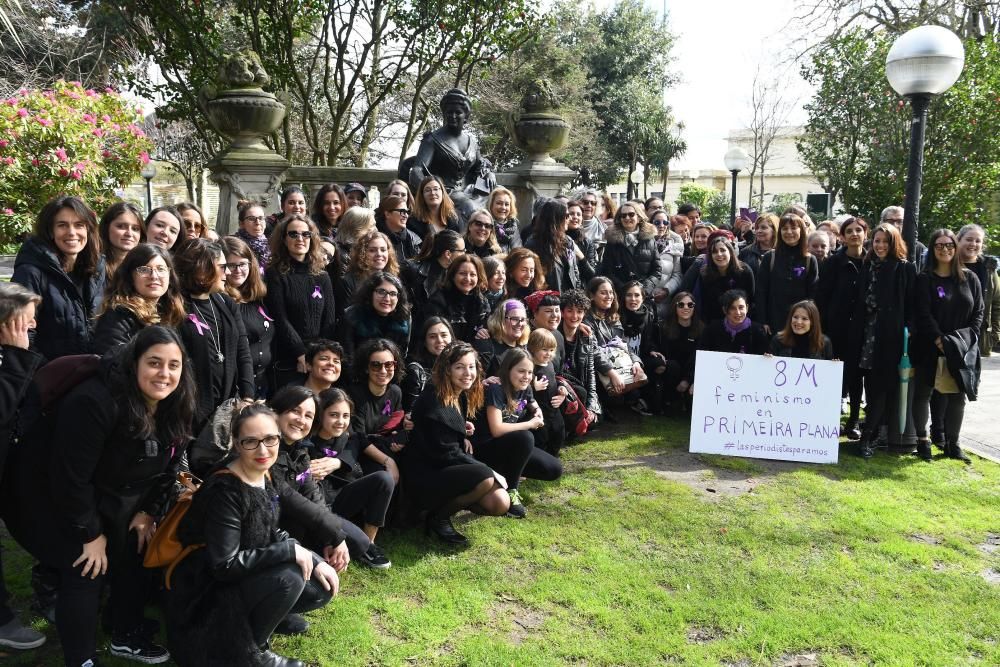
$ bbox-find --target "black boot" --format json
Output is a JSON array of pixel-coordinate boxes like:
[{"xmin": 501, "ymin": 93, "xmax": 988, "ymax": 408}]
[
  {"xmin": 947, "ymin": 441, "xmax": 971, "ymax": 464},
  {"xmin": 255, "ymin": 643, "xmax": 305, "ymax": 667},
  {"xmin": 930, "ymin": 428, "xmax": 945, "ymax": 450},
  {"xmin": 859, "ymin": 440, "xmax": 874, "ymax": 459},
  {"xmin": 916, "ymin": 439, "xmax": 933, "ymax": 462},
  {"xmin": 843, "ymin": 419, "xmax": 861, "ymax": 441},
  {"xmin": 425, "ymin": 513, "xmax": 468, "ymax": 545}
]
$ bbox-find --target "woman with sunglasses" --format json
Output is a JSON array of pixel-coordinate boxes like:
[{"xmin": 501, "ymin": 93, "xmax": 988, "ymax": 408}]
[
  {"xmin": 659, "ymin": 291, "xmax": 703, "ymax": 414},
  {"xmin": 376, "ymin": 193, "xmax": 422, "ymax": 263},
  {"xmin": 463, "ymin": 209, "xmax": 502, "ymax": 259},
  {"xmin": 910, "ymin": 229, "xmax": 984, "ymax": 463},
  {"xmin": 265, "ymin": 214, "xmax": 337, "ymax": 388},
  {"xmin": 222, "ymin": 236, "xmax": 275, "ymax": 397},
  {"xmin": 347, "ymin": 339, "xmax": 408, "ymax": 484},
  {"xmin": 338, "ymin": 272, "xmax": 412, "ymax": 367},
  {"xmin": 166, "ymin": 402, "xmax": 337, "ymax": 667},
  {"xmin": 177, "ymin": 202, "xmax": 212, "ymax": 241},
  {"xmin": 92, "ymin": 244, "xmax": 186, "ymax": 356},
  {"xmin": 597, "ymin": 202, "xmax": 661, "ymax": 297},
  {"xmin": 648, "ymin": 209, "xmax": 683, "ymax": 315}
]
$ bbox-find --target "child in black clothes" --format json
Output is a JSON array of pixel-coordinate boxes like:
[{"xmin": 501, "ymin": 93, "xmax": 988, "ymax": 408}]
[{"xmin": 527, "ymin": 328, "xmax": 567, "ymax": 456}]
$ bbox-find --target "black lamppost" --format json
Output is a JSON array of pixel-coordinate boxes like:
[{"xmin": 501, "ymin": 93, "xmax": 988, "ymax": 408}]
[
  {"xmin": 886, "ymin": 25, "xmax": 965, "ymax": 262},
  {"xmin": 723, "ymin": 147, "xmax": 749, "ymax": 227},
  {"xmin": 140, "ymin": 162, "xmax": 157, "ymax": 213}
]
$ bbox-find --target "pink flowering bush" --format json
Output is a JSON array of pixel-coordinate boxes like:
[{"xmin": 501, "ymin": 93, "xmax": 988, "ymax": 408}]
[{"xmin": 0, "ymin": 80, "xmax": 154, "ymax": 243}]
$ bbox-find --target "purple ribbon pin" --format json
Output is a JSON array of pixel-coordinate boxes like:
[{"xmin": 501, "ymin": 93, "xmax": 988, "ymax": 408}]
[
  {"xmin": 937, "ymin": 286, "xmax": 946, "ymax": 299},
  {"xmin": 295, "ymin": 470, "xmax": 311, "ymax": 484},
  {"xmin": 311, "ymin": 285, "xmax": 322, "ymax": 299},
  {"xmin": 382, "ymin": 399, "xmax": 392, "ymax": 416},
  {"xmin": 792, "ymin": 266, "xmax": 806, "ymax": 278},
  {"xmin": 258, "ymin": 305, "xmax": 274, "ymax": 321},
  {"xmin": 516, "ymin": 398, "xmax": 527, "ymax": 413},
  {"xmin": 187, "ymin": 313, "xmax": 210, "ymax": 335},
  {"xmin": 322, "ymin": 448, "xmax": 337, "ymax": 458}
]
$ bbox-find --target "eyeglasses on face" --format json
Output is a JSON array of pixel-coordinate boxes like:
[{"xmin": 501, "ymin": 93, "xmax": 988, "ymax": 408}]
[
  {"xmin": 505, "ymin": 316, "xmax": 527, "ymax": 325},
  {"xmin": 134, "ymin": 265, "xmax": 169, "ymax": 277},
  {"xmin": 286, "ymin": 230, "xmax": 312, "ymax": 240},
  {"xmin": 423, "ymin": 187, "xmax": 442, "ymax": 195},
  {"xmin": 581, "ymin": 199, "xmax": 598, "ymax": 206},
  {"xmin": 374, "ymin": 287, "xmax": 399, "ymax": 299},
  {"xmin": 391, "ymin": 208, "xmax": 410, "ymax": 215},
  {"xmin": 676, "ymin": 301, "xmax": 695, "ymax": 309},
  {"xmin": 620, "ymin": 212, "xmax": 637, "ymax": 219},
  {"xmin": 473, "ymin": 220, "xmax": 494, "ymax": 229},
  {"xmin": 369, "ymin": 360, "xmax": 396, "ymax": 372},
  {"xmin": 237, "ymin": 434, "xmax": 281, "ymax": 450},
  {"xmin": 934, "ymin": 242, "xmax": 956, "ymax": 250},
  {"xmin": 226, "ymin": 261, "xmax": 250, "ymax": 272},
  {"xmin": 242, "ymin": 216, "xmax": 266, "ymax": 224}
]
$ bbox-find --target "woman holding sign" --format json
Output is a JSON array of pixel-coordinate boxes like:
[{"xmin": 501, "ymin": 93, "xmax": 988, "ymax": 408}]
[
  {"xmin": 849, "ymin": 224, "xmax": 915, "ymax": 460},
  {"xmin": 911, "ymin": 229, "xmax": 984, "ymax": 463}
]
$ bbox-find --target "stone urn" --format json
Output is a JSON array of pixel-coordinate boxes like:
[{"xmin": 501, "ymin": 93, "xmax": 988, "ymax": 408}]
[
  {"xmin": 508, "ymin": 79, "xmax": 570, "ymax": 164},
  {"xmin": 201, "ymin": 50, "xmax": 285, "ymax": 153}
]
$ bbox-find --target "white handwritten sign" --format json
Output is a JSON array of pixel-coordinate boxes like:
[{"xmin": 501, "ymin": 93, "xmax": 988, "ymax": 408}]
[{"xmin": 690, "ymin": 351, "xmax": 844, "ymax": 464}]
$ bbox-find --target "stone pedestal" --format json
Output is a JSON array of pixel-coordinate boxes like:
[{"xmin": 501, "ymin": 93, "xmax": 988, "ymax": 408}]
[
  {"xmin": 507, "ymin": 160, "xmax": 577, "ymax": 227},
  {"xmin": 209, "ymin": 151, "xmax": 288, "ymax": 236}
]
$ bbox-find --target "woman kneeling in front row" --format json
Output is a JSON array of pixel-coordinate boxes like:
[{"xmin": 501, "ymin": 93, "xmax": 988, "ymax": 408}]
[{"xmin": 168, "ymin": 403, "xmax": 338, "ymax": 667}]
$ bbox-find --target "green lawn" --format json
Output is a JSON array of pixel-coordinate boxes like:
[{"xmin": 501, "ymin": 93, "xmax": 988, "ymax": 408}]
[{"xmin": 3, "ymin": 415, "xmax": 999, "ymax": 666}]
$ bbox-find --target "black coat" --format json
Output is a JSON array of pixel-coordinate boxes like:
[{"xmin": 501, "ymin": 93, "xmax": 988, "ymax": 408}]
[
  {"xmin": 405, "ymin": 387, "xmax": 478, "ymax": 469},
  {"xmin": 307, "ymin": 432, "xmax": 368, "ymax": 503},
  {"xmin": 912, "ymin": 269, "xmax": 984, "ymax": 385},
  {"xmin": 768, "ymin": 332, "xmax": 834, "ymax": 359},
  {"xmin": 621, "ymin": 304, "xmax": 662, "ymax": 369},
  {"xmin": 337, "ymin": 304, "xmax": 411, "ymax": 368},
  {"xmin": 814, "ymin": 248, "xmax": 864, "ymax": 363},
  {"xmin": 661, "ymin": 323, "xmax": 700, "ymax": 384},
  {"xmin": 270, "ymin": 439, "xmax": 346, "ymax": 550},
  {"xmin": 524, "ymin": 237, "xmax": 584, "ymax": 293},
  {"xmin": 424, "ymin": 286, "xmax": 490, "ymax": 344},
  {"xmin": 236, "ymin": 300, "xmax": 275, "ymax": 385},
  {"xmin": 756, "ymin": 249, "xmax": 819, "ymax": 332},
  {"xmin": 699, "ymin": 320, "xmax": 769, "ymax": 355},
  {"xmin": 738, "ymin": 242, "xmax": 768, "ymax": 276},
  {"xmin": 0, "ymin": 345, "xmax": 43, "ymax": 476},
  {"xmin": 12, "ymin": 236, "xmax": 105, "ymax": 360},
  {"xmin": 181, "ymin": 293, "xmax": 255, "ymax": 430},
  {"xmin": 92, "ymin": 305, "xmax": 144, "ymax": 357},
  {"xmin": 376, "ymin": 220, "xmax": 422, "ymax": 263},
  {"xmin": 679, "ymin": 263, "xmax": 756, "ymax": 323},
  {"xmin": 599, "ymin": 223, "xmax": 662, "ymax": 296},
  {"xmin": 408, "ymin": 215, "xmax": 460, "ymax": 242},
  {"xmin": 402, "ymin": 259, "xmax": 446, "ymax": 317},
  {"xmin": 264, "ymin": 260, "xmax": 338, "ymax": 365},
  {"xmin": 560, "ymin": 327, "xmax": 601, "ymax": 416},
  {"xmin": 848, "ymin": 259, "xmax": 916, "ymax": 375},
  {"xmin": 495, "ymin": 218, "xmax": 523, "ymax": 255},
  {"xmin": 5, "ymin": 367, "xmax": 185, "ymax": 566}
]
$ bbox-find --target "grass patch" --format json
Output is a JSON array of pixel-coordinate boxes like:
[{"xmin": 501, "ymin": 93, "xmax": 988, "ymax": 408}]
[{"xmin": 3, "ymin": 414, "xmax": 999, "ymax": 665}]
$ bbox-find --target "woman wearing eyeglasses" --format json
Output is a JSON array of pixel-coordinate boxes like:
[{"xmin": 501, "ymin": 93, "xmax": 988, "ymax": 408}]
[
  {"xmin": 910, "ymin": 228, "xmax": 984, "ymax": 463},
  {"xmin": 346, "ymin": 339, "xmax": 409, "ymax": 484},
  {"xmin": 335, "ymin": 230, "xmax": 400, "ymax": 320},
  {"xmin": 234, "ymin": 201, "xmax": 271, "ymax": 272},
  {"xmin": 463, "ymin": 209, "xmax": 502, "ymax": 259},
  {"xmin": 92, "ymin": 244, "xmax": 186, "ymax": 356},
  {"xmin": 338, "ymin": 272, "xmax": 412, "ymax": 368},
  {"xmin": 483, "ymin": 299, "xmax": 531, "ymax": 377},
  {"xmin": 265, "ymin": 214, "xmax": 337, "ymax": 389},
  {"xmin": 597, "ymin": 202, "xmax": 662, "ymax": 298},
  {"xmin": 222, "ymin": 236, "xmax": 275, "ymax": 397},
  {"xmin": 659, "ymin": 291, "xmax": 703, "ymax": 414},
  {"xmin": 376, "ymin": 193, "xmax": 422, "ymax": 262}
]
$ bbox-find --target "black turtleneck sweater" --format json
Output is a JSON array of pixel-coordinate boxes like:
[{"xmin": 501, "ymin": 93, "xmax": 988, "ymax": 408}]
[{"xmin": 264, "ymin": 259, "xmax": 337, "ymax": 364}]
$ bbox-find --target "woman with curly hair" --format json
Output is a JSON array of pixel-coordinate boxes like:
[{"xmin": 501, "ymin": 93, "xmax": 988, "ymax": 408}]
[
  {"xmin": 265, "ymin": 214, "xmax": 337, "ymax": 388},
  {"xmin": 92, "ymin": 243, "xmax": 186, "ymax": 356},
  {"xmin": 338, "ymin": 272, "xmax": 411, "ymax": 366},
  {"xmin": 403, "ymin": 341, "xmax": 511, "ymax": 544},
  {"xmin": 336, "ymin": 230, "xmax": 400, "ymax": 317}
]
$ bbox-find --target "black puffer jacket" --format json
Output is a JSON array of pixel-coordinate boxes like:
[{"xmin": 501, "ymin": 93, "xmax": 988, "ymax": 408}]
[
  {"xmin": 12, "ymin": 236, "xmax": 106, "ymax": 359},
  {"xmin": 424, "ymin": 285, "xmax": 490, "ymax": 344},
  {"xmin": 376, "ymin": 219, "xmax": 422, "ymax": 262},
  {"xmin": 91, "ymin": 305, "xmax": 144, "ymax": 357},
  {"xmin": 0, "ymin": 345, "xmax": 43, "ymax": 475},
  {"xmin": 599, "ymin": 222, "xmax": 662, "ymax": 296}
]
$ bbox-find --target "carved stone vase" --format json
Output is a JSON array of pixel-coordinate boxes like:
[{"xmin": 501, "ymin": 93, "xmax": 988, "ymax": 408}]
[
  {"xmin": 509, "ymin": 79, "xmax": 570, "ymax": 164},
  {"xmin": 203, "ymin": 88, "xmax": 285, "ymax": 152}
]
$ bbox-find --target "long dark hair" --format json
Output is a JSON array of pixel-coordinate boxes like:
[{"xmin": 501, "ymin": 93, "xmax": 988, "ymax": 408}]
[
  {"xmin": 776, "ymin": 299, "xmax": 825, "ymax": 355},
  {"xmin": 117, "ymin": 325, "xmax": 196, "ymax": 444},
  {"xmin": 662, "ymin": 290, "xmax": 704, "ymax": 339},
  {"xmin": 533, "ymin": 199, "xmax": 569, "ymax": 274},
  {"xmin": 35, "ymin": 195, "xmax": 101, "ymax": 277},
  {"xmin": 413, "ymin": 315, "xmax": 455, "ymax": 366},
  {"xmin": 926, "ymin": 228, "xmax": 966, "ymax": 282},
  {"xmin": 355, "ymin": 271, "xmax": 410, "ymax": 321},
  {"xmin": 100, "ymin": 243, "xmax": 186, "ymax": 326},
  {"xmin": 311, "ymin": 183, "xmax": 346, "ymax": 235},
  {"xmin": 415, "ymin": 228, "xmax": 462, "ymax": 263},
  {"xmin": 98, "ymin": 201, "xmax": 145, "ymax": 272}
]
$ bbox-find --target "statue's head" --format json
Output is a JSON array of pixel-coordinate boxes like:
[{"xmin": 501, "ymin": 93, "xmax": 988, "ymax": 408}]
[{"xmin": 440, "ymin": 88, "xmax": 472, "ymax": 130}]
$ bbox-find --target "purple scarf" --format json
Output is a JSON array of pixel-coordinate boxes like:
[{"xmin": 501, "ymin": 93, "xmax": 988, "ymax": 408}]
[
  {"xmin": 236, "ymin": 229, "xmax": 272, "ymax": 272},
  {"xmin": 723, "ymin": 317, "xmax": 752, "ymax": 339}
]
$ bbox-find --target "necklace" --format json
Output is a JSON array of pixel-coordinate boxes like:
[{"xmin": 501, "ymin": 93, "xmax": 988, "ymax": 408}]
[{"xmin": 194, "ymin": 297, "xmax": 225, "ymax": 364}]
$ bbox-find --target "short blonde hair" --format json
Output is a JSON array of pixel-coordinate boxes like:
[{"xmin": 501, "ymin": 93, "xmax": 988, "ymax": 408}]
[
  {"xmin": 527, "ymin": 327, "xmax": 557, "ymax": 354},
  {"xmin": 487, "ymin": 299, "xmax": 530, "ymax": 345}
]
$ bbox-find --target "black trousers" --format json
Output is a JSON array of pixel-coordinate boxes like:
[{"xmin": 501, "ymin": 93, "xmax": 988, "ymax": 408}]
[
  {"xmin": 0, "ymin": 545, "xmax": 13, "ymax": 626},
  {"xmin": 912, "ymin": 373, "xmax": 967, "ymax": 444},
  {"xmin": 474, "ymin": 431, "xmax": 562, "ymax": 490},
  {"xmin": 238, "ymin": 561, "xmax": 332, "ymax": 648},
  {"xmin": 331, "ymin": 471, "xmax": 394, "ymax": 528},
  {"xmin": 54, "ymin": 562, "xmax": 105, "ymax": 666},
  {"xmin": 860, "ymin": 371, "xmax": 892, "ymax": 442}
]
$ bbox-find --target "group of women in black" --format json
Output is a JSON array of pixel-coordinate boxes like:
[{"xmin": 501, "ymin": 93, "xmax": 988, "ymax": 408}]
[{"xmin": 0, "ymin": 185, "xmax": 994, "ymax": 667}]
